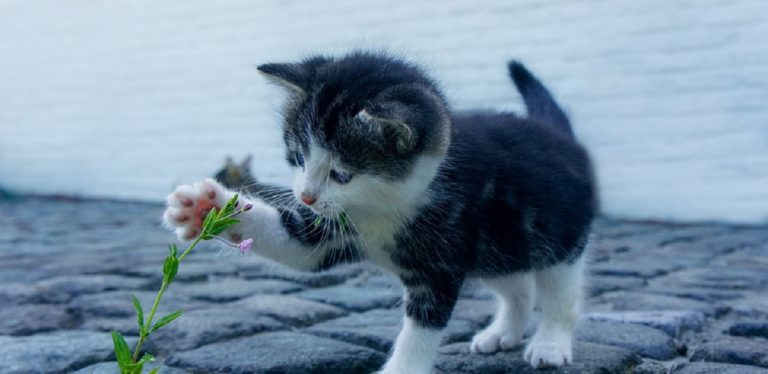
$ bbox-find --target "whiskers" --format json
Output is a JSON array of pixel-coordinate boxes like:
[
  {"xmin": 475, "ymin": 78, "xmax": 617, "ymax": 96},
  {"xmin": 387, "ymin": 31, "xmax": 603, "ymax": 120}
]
[{"xmin": 238, "ymin": 183, "xmax": 294, "ymax": 207}]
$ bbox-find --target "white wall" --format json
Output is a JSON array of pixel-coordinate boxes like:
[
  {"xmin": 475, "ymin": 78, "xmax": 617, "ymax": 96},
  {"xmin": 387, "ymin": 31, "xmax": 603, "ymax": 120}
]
[{"xmin": 0, "ymin": 0, "xmax": 766, "ymax": 223}]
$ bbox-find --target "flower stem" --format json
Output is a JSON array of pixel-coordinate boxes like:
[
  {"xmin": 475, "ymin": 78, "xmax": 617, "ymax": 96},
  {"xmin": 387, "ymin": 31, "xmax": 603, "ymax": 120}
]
[
  {"xmin": 131, "ymin": 280, "xmax": 167, "ymax": 362},
  {"xmin": 178, "ymin": 235, "xmax": 204, "ymax": 262},
  {"xmin": 130, "ymin": 235, "xmax": 204, "ymax": 362}
]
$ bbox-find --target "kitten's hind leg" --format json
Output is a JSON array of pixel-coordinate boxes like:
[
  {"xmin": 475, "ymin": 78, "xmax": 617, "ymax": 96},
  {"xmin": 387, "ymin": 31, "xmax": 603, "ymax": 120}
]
[
  {"xmin": 470, "ymin": 273, "xmax": 534, "ymax": 354},
  {"xmin": 525, "ymin": 255, "xmax": 585, "ymax": 368}
]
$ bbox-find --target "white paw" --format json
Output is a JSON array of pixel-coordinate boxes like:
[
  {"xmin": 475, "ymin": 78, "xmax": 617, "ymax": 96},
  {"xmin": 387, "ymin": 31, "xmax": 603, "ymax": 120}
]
[
  {"xmin": 162, "ymin": 178, "xmax": 233, "ymax": 240},
  {"xmin": 523, "ymin": 335, "xmax": 572, "ymax": 368},
  {"xmin": 470, "ymin": 325, "xmax": 522, "ymax": 354}
]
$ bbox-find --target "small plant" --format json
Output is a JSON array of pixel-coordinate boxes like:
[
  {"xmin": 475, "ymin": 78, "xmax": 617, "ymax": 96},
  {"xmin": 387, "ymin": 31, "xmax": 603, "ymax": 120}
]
[{"xmin": 111, "ymin": 194, "xmax": 251, "ymax": 374}]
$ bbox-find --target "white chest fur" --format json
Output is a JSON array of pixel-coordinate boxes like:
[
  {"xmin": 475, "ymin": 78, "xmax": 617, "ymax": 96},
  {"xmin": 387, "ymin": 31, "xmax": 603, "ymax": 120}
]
[
  {"xmin": 337, "ymin": 155, "xmax": 443, "ymax": 273},
  {"xmin": 348, "ymin": 213, "xmax": 403, "ymax": 272}
]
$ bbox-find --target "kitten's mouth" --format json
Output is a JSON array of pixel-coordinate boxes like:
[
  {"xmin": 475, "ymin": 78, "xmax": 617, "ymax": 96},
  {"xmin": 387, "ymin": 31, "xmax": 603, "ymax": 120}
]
[
  {"xmin": 312, "ymin": 202, "xmax": 343, "ymax": 217},
  {"xmin": 313, "ymin": 205, "xmax": 333, "ymax": 216}
]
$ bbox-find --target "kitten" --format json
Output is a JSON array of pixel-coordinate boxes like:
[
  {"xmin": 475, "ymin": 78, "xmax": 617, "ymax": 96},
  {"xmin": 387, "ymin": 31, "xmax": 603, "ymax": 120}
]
[{"xmin": 163, "ymin": 51, "xmax": 596, "ymax": 373}]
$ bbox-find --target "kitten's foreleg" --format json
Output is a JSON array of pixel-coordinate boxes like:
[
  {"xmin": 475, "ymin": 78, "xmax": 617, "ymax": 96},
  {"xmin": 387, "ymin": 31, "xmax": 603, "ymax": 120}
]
[
  {"xmin": 163, "ymin": 179, "xmax": 334, "ymax": 271},
  {"xmin": 379, "ymin": 278, "xmax": 462, "ymax": 374}
]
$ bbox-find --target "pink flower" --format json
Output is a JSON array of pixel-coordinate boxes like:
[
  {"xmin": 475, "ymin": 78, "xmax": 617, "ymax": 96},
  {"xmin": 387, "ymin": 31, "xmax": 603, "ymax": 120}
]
[
  {"xmin": 238, "ymin": 238, "xmax": 253, "ymax": 254},
  {"xmin": 243, "ymin": 204, "xmax": 253, "ymax": 211}
]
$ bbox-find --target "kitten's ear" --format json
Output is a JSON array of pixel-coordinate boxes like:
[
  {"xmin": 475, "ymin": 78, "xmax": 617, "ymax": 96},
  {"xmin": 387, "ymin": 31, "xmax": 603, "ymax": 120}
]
[
  {"xmin": 257, "ymin": 63, "xmax": 309, "ymax": 93},
  {"xmin": 224, "ymin": 156, "xmax": 239, "ymax": 174},
  {"xmin": 356, "ymin": 108, "xmax": 417, "ymax": 154},
  {"xmin": 240, "ymin": 154, "xmax": 253, "ymax": 170},
  {"xmin": 224, "ymin": 156, "xmax": 236, "ymax": 168}
]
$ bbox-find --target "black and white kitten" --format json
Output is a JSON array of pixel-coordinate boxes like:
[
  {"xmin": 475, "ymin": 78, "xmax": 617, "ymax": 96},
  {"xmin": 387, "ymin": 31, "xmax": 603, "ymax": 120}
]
[{"xmin": 163, "ymin": 51, "xmax": 596, "ymax": 373}]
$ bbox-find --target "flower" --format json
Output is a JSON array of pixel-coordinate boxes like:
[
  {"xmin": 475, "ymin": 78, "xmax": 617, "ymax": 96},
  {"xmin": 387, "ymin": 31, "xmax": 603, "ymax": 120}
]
[
  {"xmin": 243, "ymin": 203, "xmax": 253, "ymax": 211},
  {"xmin": 238, "ymin": 238, "xmax": 253, "ymax": 254}
]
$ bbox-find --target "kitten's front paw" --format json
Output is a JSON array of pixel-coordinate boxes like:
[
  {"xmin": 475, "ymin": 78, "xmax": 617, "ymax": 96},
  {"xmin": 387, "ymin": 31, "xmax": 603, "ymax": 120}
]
[
  {"xmin": 163, "ymin": 178, "xmax": 232, "ymax": 240},
  {"xmin": 523, "ymin": 334, "xmax": 572, "ymax": 368},
  {"xmin": 470, "ymin": 325, "xmax": 522, "ymax": 354}
]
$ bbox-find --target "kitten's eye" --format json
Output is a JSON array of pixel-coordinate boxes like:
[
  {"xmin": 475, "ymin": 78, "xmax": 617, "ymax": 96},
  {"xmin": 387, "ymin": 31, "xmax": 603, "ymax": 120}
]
[
  {"xmin": 329, "ymin": 169, "xmax": 352, "ymax": 185},
  {"xmin": 294, "ymin": 152, "xmax": 305, "ymax": 169}
]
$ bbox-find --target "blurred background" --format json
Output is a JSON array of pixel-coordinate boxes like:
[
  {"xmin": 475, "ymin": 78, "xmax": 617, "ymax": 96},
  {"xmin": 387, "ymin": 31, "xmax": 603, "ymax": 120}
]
[{"xmin": 0, "ymin": 0, "xmax": 766, "ymax": 223}]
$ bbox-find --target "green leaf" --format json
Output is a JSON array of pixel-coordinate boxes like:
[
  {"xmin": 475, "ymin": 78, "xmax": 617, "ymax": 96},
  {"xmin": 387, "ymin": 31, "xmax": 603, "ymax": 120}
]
[
  {"xmin": 162, "ymin": 244, "xmax": 180, "ymax": 283},
  {"xmin": 200, "ymin": 194, "xmax": 241, "ymax": 239},
  {"xmin": 136, "ymin": 352, "xmax": 155, "ymax": 364},
  {"xmin": 150, "ymin": 310, "xmax": 183, "ymax": 332},
  {"xmin": 201, "ymin": 206, "xmax": 218, "ymax": 233},
  {"xmin": 148, "ymin": 369, "xmax": 159, "ymax": 374},
  {"xmin": 162, "ymin": 254, "xmax": 179, "ymax": 284},
  {"xmin": 127, "ymin": 362, "xmax": 143, "ymax": 374},
  {"xmin": 219, "ymin": 194, "xmax": 239, "ymax": 218},
  {"xmin": 111, "ymin": 331, "xmax": 132, "ymax": 371},
  {"xmin": 130, "ymin": 294, "xmax": 144, "ymax": 334},
  {"xmin": 126, "ymin": 352, "xmax": 156, "ymax": 374},
  {"xmin": 163, "ymin": 244, "xmax": 180, "ymax": 283},
  {"xmin": 208, "ymin": 218, "xmax": 240, "ymax": 237}
]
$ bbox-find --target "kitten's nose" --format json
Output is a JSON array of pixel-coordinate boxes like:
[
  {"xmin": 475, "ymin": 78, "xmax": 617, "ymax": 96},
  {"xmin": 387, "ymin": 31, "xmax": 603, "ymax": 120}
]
[{"xmin": 300, "ymin": 192, "xmax": 317, "ymax": 206}]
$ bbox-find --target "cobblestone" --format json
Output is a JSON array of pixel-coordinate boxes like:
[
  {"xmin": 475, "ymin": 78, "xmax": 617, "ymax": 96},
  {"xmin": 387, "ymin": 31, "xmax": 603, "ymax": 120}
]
[
  {"xmin": 68, "ymin": 290, "xmax": 209, "ymax": 319},
  {"xmin": 143, "ymin": 308, "xmax": 284, "ymax": 354},
  {"xmin": 435, "ymin": 341, "xmax": 642, "ymax": 373},
  {"xmin": 228, "ymin": 294, "xmax": 348, "ymax": 326},
  {"xmin": 673, "ymin": 362, "xmax": 768, "ymax": 374},
  {"xmin": 728, "ymin": 321, "xmax": 768, "ymax": 339},
  {"xmin": 305, "ymin": 308, "xmax": 477, "ymax": 352},
  {"xmin": 574, "ymin": 320, "xmax": 677, "ymax": 360},
  {"xmin": 690, "ymin": 337, "xmax": 768, "ymax": 368},
  {"xmin": 1, "ymin": 197, "xmax": 767, "ymax": 373},
  {"xmin": 0, "ymin": 304, "xmax": 76, "ymax": 336},
  {"xmin": 584, "ymin": 310, "xmax": 706, "ymax": 337},
  {"xmin": 0, "ymin": 330, "xmax": 130, "ymax": 374},
  {"xmin": 165, "ymin": 332, "xmax": 385, "ymax": 373},
  {"xmin": 172, "ymin": 278, "xmax": 303, "ymax": 302},
  {"xmin": 297, "ymin": 284, "xmax": 402, "ymax": 312}
]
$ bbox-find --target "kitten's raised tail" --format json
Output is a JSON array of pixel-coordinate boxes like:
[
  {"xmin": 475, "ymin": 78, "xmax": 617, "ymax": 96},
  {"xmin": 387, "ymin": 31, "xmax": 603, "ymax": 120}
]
[{"xmin": 508, "ymin": 61, "xmax": 573, "ymax": 138}]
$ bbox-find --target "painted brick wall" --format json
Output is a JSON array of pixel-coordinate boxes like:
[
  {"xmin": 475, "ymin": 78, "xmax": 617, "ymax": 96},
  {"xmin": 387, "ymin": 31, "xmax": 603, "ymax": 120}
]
[{"xmin": 0, "ymin": 0, "xmax": 766, "ymax": 223}]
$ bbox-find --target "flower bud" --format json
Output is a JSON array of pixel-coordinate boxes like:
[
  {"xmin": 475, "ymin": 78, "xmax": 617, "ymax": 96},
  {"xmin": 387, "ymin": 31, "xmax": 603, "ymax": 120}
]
[{"xmin": 238, "ymin": 238, "xmax": 253, "ymax": 254}]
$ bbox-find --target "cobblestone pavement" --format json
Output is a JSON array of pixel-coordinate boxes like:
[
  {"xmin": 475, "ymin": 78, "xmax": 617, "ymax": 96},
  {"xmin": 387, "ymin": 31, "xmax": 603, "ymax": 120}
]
[{"xmin": 1, "ymin": 197, "xmax": 767, "ymax": 373}]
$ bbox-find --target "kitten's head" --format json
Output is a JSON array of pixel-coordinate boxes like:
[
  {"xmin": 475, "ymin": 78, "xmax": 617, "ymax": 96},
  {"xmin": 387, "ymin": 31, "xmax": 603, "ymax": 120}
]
[{"xmin": 258, "ymin": 51, "xmax": 451, "ymax": 217}]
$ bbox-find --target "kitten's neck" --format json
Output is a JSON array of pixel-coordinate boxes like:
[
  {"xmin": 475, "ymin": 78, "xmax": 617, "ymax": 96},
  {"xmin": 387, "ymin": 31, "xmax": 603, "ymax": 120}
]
[
  {"xmin": 348, "ymin": 154, "xmax": 444, "ymax": 226},
  {"xmin": 344, "ymin": 152, "xmax": 447, "ymax": 272}
]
